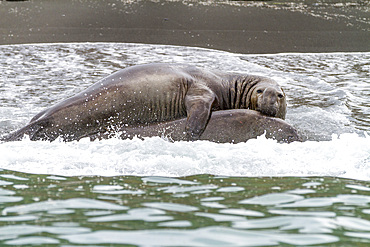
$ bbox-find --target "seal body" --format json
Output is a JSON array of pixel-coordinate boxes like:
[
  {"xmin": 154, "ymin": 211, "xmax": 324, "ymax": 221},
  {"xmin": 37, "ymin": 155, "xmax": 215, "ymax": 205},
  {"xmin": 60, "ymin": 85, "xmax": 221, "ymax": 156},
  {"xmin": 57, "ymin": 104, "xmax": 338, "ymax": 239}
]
[
  {"xmin": 1, "ymin": 63, "xmax": 287, "ymax": 142},
  {"xmin": 103, "ymin": 109, "xmax": 300, "ymax": 143}
]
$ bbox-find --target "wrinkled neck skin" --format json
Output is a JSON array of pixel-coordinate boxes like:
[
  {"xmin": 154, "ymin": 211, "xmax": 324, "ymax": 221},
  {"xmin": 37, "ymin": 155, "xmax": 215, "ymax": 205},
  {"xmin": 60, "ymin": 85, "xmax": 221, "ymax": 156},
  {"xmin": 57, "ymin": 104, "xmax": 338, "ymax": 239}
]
[{"xmin": 213, "ymin": 74, "xmax": 268, "ymax": 110}]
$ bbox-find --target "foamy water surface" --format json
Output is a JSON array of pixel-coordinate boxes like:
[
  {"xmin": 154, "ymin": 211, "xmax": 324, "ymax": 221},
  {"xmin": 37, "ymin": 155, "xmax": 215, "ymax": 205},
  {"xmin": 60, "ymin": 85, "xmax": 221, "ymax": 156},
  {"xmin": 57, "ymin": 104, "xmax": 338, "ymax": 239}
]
[{"xmin": 0, "ymin": 43, "xmax": 369, "ymax": 180}]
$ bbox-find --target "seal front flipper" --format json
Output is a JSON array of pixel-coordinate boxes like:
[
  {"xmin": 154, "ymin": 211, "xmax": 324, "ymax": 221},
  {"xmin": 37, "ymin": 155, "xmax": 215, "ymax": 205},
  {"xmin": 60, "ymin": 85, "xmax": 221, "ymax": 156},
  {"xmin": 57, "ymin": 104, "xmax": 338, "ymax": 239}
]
[{"xmin": 184, "ymin": 87, "xmax": 216, "ymax": 141}]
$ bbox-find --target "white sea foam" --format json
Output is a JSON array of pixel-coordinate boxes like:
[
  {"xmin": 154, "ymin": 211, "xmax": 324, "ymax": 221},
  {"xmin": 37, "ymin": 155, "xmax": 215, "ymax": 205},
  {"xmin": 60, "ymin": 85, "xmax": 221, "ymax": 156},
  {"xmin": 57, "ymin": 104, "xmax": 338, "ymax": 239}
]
[
  {"xmin": 0, "ymin": 43, "xmax": 369, "ymax": 181},
  {"xmin": 0, "ymin": 133, "xmax": 369, "ymax": 180}
]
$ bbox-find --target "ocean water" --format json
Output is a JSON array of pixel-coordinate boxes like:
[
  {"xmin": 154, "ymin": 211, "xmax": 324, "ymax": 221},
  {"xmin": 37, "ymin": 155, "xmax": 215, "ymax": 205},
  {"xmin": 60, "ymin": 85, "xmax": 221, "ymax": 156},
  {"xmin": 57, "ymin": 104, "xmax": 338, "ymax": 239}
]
[{"xmin": 0, "ymin": 43, "xmax": 369, "ymax": 246}]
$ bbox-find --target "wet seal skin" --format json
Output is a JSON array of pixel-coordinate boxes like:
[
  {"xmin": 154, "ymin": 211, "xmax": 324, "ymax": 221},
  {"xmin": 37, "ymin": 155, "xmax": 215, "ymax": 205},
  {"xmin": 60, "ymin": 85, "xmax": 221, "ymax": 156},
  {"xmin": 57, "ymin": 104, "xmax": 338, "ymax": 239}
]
[
  {"xmin": 112, "ymin": 109, "xmax": 301, "ymax": 144},
  {"xmin": 1, "ymin": 63, "xmax": 287, "ymax": 142}
]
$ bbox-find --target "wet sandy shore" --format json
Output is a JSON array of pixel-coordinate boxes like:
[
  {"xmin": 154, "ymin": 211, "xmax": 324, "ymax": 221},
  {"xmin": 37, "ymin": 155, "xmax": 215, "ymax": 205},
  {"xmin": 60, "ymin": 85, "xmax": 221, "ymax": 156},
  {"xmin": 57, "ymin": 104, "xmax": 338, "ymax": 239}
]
[{"xmin": 0, "ymin": 0, "xmax": 369, "ymax": 53}]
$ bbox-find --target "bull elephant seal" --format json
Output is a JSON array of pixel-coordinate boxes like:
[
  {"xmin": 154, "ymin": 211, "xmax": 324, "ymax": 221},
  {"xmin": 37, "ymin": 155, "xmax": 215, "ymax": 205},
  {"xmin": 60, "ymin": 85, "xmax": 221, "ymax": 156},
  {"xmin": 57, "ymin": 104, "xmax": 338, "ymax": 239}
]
[
  {"xmin": 1, "ymin": 63, "xmax": 286, "ymax": 142},
  {"xmin": 95, "ymin": 109, "xmax": 300, "ymax": 143}
]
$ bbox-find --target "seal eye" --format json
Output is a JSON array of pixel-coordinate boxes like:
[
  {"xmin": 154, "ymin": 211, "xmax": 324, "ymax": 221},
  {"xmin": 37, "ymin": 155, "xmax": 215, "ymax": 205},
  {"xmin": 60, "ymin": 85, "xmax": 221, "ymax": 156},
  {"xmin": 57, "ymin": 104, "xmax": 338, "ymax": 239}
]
[
  {"xmin": 256, "ymin": 89, "xmax": 263, "ymax": 94},
  {"xmin": 278, "ymin": 94, "xmax": 284, "ymax": 99}
]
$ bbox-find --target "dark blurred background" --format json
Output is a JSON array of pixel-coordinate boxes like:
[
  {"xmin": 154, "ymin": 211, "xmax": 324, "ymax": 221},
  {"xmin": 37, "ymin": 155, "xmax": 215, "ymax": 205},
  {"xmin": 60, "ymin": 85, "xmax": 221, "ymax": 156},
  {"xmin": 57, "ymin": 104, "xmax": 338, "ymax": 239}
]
[{"xmin": 0, "ymin": 0, "xmax": 369, "ymax": 53}]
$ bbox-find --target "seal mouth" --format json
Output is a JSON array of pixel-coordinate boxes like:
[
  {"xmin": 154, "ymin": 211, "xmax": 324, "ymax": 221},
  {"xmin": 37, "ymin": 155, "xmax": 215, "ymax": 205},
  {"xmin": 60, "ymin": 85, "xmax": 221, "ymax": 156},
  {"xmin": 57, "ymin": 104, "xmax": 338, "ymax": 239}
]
[{"xmin": 258, "ymin": 104, "xmax": 278, "ymax": 117}]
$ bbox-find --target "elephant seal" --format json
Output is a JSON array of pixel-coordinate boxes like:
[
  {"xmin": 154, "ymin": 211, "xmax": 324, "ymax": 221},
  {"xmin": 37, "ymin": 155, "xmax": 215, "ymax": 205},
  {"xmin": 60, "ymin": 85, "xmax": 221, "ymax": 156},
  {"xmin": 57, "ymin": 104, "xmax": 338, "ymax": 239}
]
[
  {"xmin": 93, "ymin": 109, "xmax": 300, "ymax": 143},
  {"xmin": 1, "ymin": 63, "xmax": 286, "ymax": 142}
]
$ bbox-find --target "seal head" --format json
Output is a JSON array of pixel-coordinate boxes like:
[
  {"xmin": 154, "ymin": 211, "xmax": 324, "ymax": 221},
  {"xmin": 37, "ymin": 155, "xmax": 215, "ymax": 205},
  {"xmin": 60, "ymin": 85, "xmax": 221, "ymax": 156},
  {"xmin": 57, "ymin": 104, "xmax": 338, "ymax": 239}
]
[{"xmin": 249, "ymin": 81, "xmax": 287, "ymax": 119}]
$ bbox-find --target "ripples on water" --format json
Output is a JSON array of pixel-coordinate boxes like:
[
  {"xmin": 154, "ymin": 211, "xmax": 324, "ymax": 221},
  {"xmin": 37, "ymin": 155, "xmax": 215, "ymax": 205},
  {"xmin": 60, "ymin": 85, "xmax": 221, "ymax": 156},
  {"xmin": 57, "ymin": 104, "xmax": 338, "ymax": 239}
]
[
  {"xmin": 0, "ymin": 43, "xmax": 369, "ymax": 246},
  {"xmin": 0, "ymin": 171, "xmax": 369, "ymax": 246}
]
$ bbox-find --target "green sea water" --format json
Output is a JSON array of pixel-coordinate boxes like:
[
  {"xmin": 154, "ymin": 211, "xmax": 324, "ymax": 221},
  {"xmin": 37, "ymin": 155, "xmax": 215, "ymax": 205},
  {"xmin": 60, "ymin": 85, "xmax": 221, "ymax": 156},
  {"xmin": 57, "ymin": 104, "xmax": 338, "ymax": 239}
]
[{"xmin": 0, "ymin": 169, "xmax": 369, "ymax": 246}]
